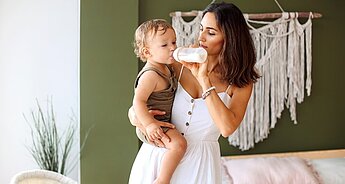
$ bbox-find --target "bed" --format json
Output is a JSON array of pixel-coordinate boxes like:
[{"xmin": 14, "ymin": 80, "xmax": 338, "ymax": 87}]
[{"xmin": 221, "ymin": 149, "xmax": 345, "ymax": 184}]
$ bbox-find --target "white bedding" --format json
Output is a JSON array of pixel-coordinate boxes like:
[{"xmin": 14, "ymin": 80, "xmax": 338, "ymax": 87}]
[
  {"xmin": 221, "ymin": 156, "xmax": 345, "ymax": 184},
  {"xmin": 310, "ymin": 158, "xmax": 345, "ymax": 184}
]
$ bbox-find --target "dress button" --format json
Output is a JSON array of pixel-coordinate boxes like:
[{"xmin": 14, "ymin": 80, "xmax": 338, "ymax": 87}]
[
  {"xmin": 186, "ymin": 122, "xmax": 189, "ymax": 126},
  {"xmin": 191, "ymin": 99, "xmax": 194, "ymax": 103},
  {"xmin": 188, "ymin": 111, "xmax": 192, "ymax": 115}
]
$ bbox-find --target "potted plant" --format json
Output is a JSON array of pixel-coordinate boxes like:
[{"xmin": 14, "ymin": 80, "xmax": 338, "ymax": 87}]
[{"xmin": 24, "ymin": 99, "xmax": 89, "ymax": 176}]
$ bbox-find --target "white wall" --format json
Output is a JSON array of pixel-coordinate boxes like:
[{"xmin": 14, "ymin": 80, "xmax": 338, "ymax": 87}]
[{"xmin": 0, "ymin": 0, "xmax": 80, "ymax": 183}]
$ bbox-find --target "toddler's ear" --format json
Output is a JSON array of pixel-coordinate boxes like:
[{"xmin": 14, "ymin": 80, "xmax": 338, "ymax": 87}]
[{"xmin": 142, "ymin": 47, "xmax": 151, "ymax": 58}]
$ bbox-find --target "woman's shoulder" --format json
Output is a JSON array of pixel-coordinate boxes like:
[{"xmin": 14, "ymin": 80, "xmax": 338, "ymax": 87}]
[
  {"xmin": 171, "ymin": 62, "xmax": 186, "ymax": 80},
  {"xmin": 171, "ymin": 62, "xmax": 182, "ymax": 74},
  {"xmin": 230, "ymin": 83, "xmax": 253, "ymax": 97}
]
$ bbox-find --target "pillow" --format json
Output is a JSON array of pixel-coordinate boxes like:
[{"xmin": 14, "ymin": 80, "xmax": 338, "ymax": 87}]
[
  {"xmin": 221, "ymin": 157, "xmax": 321, "ymax": 184},
  {"xmin": 310, "ymin": 158, "xmax": 345, "ymax": 184},
  {"xmin": 221, "ymin": 158, "xmax": 233, "ymax": 184}
]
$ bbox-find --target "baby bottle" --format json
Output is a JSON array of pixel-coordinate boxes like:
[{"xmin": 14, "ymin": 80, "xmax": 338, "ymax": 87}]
[{"xmin": 173, "ymin": 47, "xmax": 207, "ymax": 63}]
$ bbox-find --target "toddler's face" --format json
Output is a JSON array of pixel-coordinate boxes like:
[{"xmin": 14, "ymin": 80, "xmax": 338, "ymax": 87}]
[{"xmin": 146, "ymin": 27, "xmax": 177, "ymax": 64}]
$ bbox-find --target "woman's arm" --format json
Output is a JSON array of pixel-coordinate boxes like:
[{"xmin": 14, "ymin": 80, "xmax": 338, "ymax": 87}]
[
  {"xmin": 128, "ymin": 106, "xmax": 146, "ymax": 133},
  {"xmin": 201, "ymin": 78, "xmax": 252, "ymax": 137},
  {"xmin": 180, "ymin": 61, "xmax": 252, "ymax": 138}
]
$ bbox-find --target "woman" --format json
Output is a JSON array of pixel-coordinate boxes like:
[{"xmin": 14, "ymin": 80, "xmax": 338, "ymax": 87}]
[{"xmin": 129, "ymin": 2, "xmax": 260, "ymax": 183}]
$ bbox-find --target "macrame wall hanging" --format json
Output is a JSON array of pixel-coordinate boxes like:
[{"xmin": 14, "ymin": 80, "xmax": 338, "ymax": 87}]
[{"xmin": 170, "ymin": 1, "xmax": 322, "ymax": 150}]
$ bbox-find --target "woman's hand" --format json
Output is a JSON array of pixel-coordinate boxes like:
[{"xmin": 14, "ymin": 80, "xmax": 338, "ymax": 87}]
[
  {"xmin": 178, "ymin": 44, "xmax": 209, "ymax": 81},
  {"xmin": 128, "ymin": 106, "xmax": 174, "ymax": 147},
  {"xmin": 180, "ymin": 60, "xmax": 209, "ymax": 82}
]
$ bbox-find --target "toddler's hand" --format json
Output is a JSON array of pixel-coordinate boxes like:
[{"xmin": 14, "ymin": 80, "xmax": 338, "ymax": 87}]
[{"xmin": 145, "ymin": 123, "xmax": 164, "ymax": 142}]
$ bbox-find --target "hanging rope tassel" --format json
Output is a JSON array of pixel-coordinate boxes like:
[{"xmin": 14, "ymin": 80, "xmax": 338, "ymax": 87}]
[
  {"xmin": 171, "ymin": 11, "xmax": 314, "ymax": 151},
  {"xmin": 228, "ymin": 15, "xmax": 313, "ymax": 150}
]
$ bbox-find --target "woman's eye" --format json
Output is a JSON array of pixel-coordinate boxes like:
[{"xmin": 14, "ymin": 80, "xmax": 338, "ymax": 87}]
[
  {"xmin": 208, "ymin": 31, "xmax": 215, "ymax": 36},
  {"xmin": 172, "ymin": 42, "xmax": 176, "ymax": 45},
  {"xmin": 161, "ymin": 44, "xmax": 167, "ymax": 47}
]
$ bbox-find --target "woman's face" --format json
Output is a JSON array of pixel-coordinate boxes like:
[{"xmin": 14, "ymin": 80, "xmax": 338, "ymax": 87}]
[{"xmin": 198, "ymin": 12, "xmax": 224, "ymax": 57}]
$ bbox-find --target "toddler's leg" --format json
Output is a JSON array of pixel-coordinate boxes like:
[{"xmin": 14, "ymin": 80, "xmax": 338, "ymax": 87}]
[{"xmin": 154, "ymin": 129, "xmax": 187, "ymax": 184}]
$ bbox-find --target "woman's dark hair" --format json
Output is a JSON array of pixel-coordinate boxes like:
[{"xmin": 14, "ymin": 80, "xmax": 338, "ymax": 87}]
[{"xmin": 203, "ymin": 2, "xmax": 260, "ymax": 87}]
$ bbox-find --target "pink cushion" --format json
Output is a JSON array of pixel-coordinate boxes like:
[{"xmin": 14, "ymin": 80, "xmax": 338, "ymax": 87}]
[{"xmin": 222, "ymin": 157, "xmax": 321, "ymax": 184}]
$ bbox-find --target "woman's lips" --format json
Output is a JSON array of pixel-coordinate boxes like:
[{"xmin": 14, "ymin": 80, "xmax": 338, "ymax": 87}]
[{"xmin": 200, "ymin": 44, "xmax": 207, "ymax": 49}]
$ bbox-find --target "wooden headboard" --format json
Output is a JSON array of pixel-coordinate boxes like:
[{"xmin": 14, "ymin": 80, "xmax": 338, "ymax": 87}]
[{"xmin": 224, "ymin": 149, "xmax": 345, "ymax": 160}]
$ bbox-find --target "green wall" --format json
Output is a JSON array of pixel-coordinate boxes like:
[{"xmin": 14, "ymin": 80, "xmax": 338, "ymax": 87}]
[
  {"xmin": 80, "ymin": 0, "xmax": 138, "ymax": 183},
  {"xmin": 80, "ymin": 0, "xmax": 345, "ymax": 183}
]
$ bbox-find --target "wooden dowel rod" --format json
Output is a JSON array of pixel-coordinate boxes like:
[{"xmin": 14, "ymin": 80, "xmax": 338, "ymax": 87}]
[
  {"xmin": 246, "ymin": 12, "xmax": 322, "ymax": 19},
  {"xmin": 169, "ymin": 11, "xmax": 322, "ymax": 19},
  {"xmin": 169, "ymin": 10, "xmax": 199, "ymax": 17}
]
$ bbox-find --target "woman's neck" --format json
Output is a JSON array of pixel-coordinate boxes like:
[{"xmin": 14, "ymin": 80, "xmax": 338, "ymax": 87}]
[{"xmin": 207, "ymin": 56, "xmax": 219, "ymax": 75}]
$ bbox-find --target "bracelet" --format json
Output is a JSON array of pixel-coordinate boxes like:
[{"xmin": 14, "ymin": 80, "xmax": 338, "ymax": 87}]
[{"xmin": 201, "ymin": 86, "xmax": 216, "ymax": 100}]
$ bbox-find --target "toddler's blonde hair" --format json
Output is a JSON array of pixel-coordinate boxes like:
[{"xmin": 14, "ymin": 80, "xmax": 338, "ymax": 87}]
[{"xmin": 133, "ymin": 19, "xmax": 173, "ymax": 62}]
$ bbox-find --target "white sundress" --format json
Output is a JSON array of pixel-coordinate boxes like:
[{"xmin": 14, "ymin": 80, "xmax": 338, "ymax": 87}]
[{"xmin": 129, "ymin": 76, "xmax": 231, "ymax": 184}]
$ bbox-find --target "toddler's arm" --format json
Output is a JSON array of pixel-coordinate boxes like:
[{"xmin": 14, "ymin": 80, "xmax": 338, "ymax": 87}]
[{"xmin": 133, "ymin": 71, "xmax": 168, "ymax": 142}]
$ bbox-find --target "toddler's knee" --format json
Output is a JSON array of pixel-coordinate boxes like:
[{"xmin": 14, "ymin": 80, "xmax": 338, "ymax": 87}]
[{"xmin": 173, "ymin": 136, "xmax": 187, "ymax": 154}]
